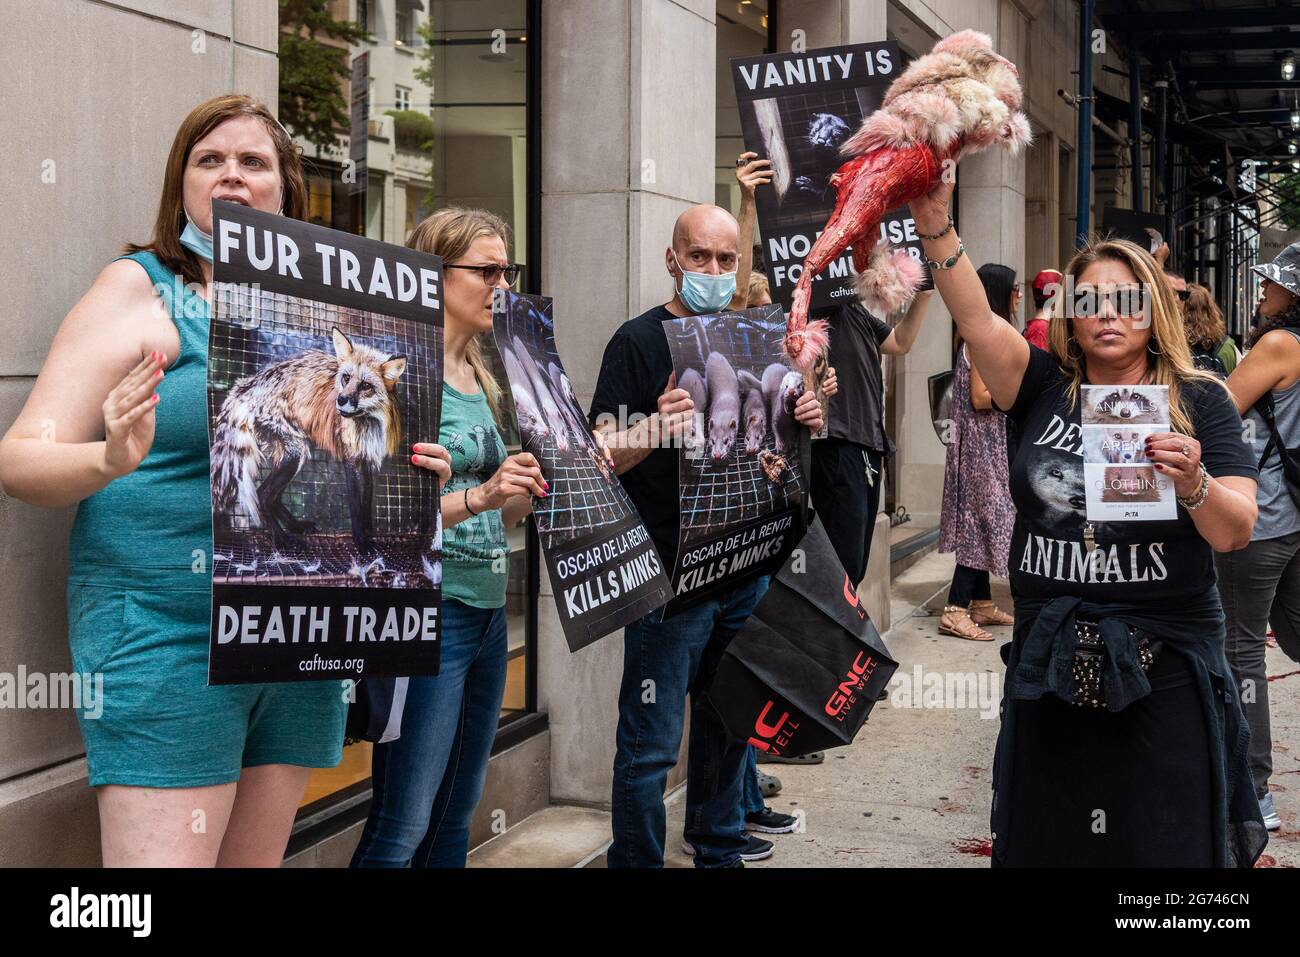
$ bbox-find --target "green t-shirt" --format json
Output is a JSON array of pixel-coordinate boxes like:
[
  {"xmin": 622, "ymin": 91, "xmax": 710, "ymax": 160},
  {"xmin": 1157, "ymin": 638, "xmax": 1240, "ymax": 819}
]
[
  {"xmin": 1217, "ymin": 337, "xmax": 1239, "ymax": 375},
  {"xmin": 440, "ymin": 381, "xmax": 509, "ymax": 609}
]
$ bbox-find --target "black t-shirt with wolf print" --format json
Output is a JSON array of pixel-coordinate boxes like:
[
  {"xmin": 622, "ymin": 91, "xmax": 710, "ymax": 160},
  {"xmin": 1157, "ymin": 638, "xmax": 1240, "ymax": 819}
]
[{"xmin": 997, "ymin": 346, "xmax": 1257, "ymax": 604}]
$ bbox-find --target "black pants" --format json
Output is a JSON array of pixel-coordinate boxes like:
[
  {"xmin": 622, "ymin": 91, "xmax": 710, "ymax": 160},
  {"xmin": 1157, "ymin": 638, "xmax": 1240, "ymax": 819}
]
[
  {"xmin": 810, "ymin": 439, "xmax": 884, "ymax": 586},
  {"xmin": 1215, "ymin": 531, "xmax": 1300, "ymax": 799},
  {"xmin": 947, "ymin": 563, "xmax": 991, "ymax": 606},
  {"xmin": 1002, "ymin": 650, "xmax": 1212, "ymax": 867}
]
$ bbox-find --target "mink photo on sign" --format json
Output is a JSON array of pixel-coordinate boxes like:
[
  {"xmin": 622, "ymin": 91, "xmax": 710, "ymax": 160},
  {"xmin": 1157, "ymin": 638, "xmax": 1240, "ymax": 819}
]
[
  {"xmin": 206, "ymin": 201, "xmax": 442, "ymax": 684},
  {"xmin": 663, "ymin": 306, "xmax": 808, "ymax": 616},
  {"xmin": 492, "ymin": 290, "xmax": 672, "ymax": 651},
  {"xmin": 731, "ymin": 40, "xmax": 932, "ymax": 312}
]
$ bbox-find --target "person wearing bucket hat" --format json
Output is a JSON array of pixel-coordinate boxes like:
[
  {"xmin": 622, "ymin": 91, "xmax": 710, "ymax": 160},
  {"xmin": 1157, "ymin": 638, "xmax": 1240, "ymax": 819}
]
[
  {"xmin": 1216, "ymin": 240, "xmax": 1300, "ymax": 832},
  {"xmin": 1251, "ymin": 240, "xmax": 1300, "ymax": 300}
]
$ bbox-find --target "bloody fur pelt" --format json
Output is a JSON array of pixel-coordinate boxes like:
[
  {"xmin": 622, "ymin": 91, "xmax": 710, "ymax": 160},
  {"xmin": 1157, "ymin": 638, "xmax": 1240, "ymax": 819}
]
[{"xmin": 784, "ymin": 30, "xmax": 1031, "ymax": 372}]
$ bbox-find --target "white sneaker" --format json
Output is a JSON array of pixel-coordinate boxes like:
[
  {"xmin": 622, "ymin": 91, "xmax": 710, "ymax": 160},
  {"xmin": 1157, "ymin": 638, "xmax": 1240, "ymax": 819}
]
[{"xmin": 1260, "ymin": 793, "xmax": 1282, "ymax": 832}]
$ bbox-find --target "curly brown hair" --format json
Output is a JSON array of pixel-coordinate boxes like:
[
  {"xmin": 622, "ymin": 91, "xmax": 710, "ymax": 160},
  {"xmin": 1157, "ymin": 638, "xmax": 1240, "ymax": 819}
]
[{"xmin": 1181, "ymin": 282, "xmax": 1226, "ymax": 352}]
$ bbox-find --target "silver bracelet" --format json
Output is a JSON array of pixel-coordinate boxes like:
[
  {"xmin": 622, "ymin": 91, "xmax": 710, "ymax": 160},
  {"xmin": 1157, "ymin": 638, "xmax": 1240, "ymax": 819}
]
[
  {"xmin": 1176, "ymin": 463, "xmax": 1210, "ymax": 510},
  {"xmin": 925, "ymin": 241, "xmax": 965, "ymax": 271}
]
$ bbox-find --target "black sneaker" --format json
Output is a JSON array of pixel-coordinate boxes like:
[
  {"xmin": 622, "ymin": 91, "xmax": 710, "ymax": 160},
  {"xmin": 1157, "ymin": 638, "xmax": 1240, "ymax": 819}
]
[
  {"xmin": 740, "ymin": 834, "xmax": 775, "ymax": 861},
  {"xmin": 745, "ymin": 807, "xmax": 799, "ymax": 834},
  {"xmin": 681, "ymin": 834, "xmax": 775, "ymax": 862}
]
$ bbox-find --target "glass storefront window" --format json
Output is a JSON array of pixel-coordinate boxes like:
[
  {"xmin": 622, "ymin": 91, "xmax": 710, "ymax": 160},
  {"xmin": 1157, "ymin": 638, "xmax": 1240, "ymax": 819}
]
[
  {"xmin": 295, "ymin": 0, "xmax": 537, "ymax": 814},
  {"xmin": 427, "ymin": 0, "xmax": 533, "ymax": 724},
  {"xmin": 426, "ymin": 1, "xmax": 529, "ymax": 290},
  {"xmin": 404, "ymin": 182, "xmax": 432, "ymax": 237}
]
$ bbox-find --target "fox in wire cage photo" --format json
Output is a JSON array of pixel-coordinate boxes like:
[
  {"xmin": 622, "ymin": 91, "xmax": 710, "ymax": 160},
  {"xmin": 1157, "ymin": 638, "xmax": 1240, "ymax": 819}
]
[
  {"xmin": 669, "ymin": 306, "xmax": 806, "ymax": 548},
  {"xmin": 493, "ymin": 290, "xmax": 634, "ymax": 551},
  {"xmin": 207, "ymin": 283, "xmax": 442, "ymax": 590}
]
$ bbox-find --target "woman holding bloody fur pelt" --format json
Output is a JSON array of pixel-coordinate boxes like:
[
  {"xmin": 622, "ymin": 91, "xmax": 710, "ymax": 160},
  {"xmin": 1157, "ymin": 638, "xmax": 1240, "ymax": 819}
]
[
  {"xmin": 910, "ymin": 171, "xmax": 1266, "ymax": 867},
  {"xmin": 0, "ymin": 94, "xmax": 354, "ymax": 867},
  {"xmin": 350, "ymin": 207, "xmax": 558, "ymax": 868}
]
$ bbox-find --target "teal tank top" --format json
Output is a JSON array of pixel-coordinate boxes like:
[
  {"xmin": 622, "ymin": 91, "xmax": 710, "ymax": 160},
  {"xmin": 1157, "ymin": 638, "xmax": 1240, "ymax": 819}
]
[{"xmin": 67, "ymin": 252, "xmax": 213, "ymax": 589}]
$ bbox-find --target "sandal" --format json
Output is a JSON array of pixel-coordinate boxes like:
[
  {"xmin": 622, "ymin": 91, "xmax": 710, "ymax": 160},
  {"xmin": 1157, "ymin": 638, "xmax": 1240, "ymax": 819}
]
[
  {"xmin": 938, "ymin": 605, "xmax": 994, "ymax": 642},
  {"xmin": 968, "ymin": 599, "xmax": 1014, "ymax": 627},
  {"xmin": 757, "ymin": 769, "xmax": 782, "ymax": 798}
]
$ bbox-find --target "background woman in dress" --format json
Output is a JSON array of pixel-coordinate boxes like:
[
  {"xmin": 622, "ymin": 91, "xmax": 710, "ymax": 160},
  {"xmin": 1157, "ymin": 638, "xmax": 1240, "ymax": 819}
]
[{"xmin": 936, "ymin": 263, "xmax": 1019, "ymax": 641}]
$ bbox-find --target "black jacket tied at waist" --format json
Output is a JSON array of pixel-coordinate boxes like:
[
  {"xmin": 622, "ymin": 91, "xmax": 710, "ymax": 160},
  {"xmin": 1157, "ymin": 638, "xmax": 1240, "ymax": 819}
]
[
  {"xmin": 1010, "ymin": 595, "xmax": 1160, "ymax": 712},
  {"xmin": 992, "ymin": 591, "xmax": 1268, "ymax": 868}
]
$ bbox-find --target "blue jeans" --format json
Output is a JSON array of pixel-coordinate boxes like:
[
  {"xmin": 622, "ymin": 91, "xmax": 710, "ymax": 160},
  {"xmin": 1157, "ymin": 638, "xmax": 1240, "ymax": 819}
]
[
  {"xmin": 742, "ymin": 576, "xmax": 774, "ymax": 818},
  {"xmin": 743, "ymin": 746, "xmax": 764, "ymax": 816},
  {"xmin": 609, "ymin": 578, "xmax": 765, "ymax": 868},
  {"xmin": 350, "ymin": 599, "xmax": 508, "ymax": 868}
]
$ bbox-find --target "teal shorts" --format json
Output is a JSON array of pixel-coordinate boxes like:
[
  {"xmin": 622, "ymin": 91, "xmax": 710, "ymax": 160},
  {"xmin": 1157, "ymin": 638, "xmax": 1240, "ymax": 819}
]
[{"xmin": 67, "ymin": 578, "xmax": 347, "ymax": 789}]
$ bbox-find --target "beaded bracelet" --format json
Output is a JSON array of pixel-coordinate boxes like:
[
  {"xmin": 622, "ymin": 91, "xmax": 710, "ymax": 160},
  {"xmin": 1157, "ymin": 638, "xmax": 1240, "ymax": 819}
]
[
  {"xmin": 1176, "ymin": 463, "xmax": 1210, "ymax": 510},
  {"xmin": 917, "ymin": 217, "xmax": 954, "ymax": 241}
]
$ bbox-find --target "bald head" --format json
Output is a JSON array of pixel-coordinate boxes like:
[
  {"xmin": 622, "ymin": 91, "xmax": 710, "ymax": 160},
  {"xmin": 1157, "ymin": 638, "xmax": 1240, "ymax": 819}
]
[
  {"xmin": 672, "ymin": 204, "xmax": 739, "ymax": 251},
  {"xmin": 666, "ymin": 204, "xmax": 741, "ymax": 299}
]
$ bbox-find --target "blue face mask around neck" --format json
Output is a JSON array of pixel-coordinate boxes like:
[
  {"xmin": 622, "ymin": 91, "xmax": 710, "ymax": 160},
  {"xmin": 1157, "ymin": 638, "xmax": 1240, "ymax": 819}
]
[
  {"xmin": 180, "ymin": 195, "xmax": 282, "ymax": 265},
  {"xmin": 673, "ymin": 252, "xmax": 737, "ymax": 314},
  {"xmin": 180, "ymin": 214, "xmax": 214, "ymax": 263}
]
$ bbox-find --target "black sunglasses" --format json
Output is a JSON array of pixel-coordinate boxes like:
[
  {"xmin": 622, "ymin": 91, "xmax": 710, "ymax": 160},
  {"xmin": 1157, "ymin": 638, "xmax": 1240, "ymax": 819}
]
[
  {"xmin": 446, "ymin": 263, "xmax": 522, "ymax": 286},
  {"xmin": 1071, "ymin": 285, "xmax": 1149, "ymax": 317},
  {"xmin": 1175, "ymin": 288, "xmax": 1190, "ymax": 301}
]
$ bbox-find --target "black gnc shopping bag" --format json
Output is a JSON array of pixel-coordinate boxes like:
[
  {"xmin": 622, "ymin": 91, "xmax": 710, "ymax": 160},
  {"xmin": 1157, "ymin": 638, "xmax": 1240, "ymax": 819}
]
[{"xmin": 703, "ymin": 517, "xmax": 898, "ymax": 755}]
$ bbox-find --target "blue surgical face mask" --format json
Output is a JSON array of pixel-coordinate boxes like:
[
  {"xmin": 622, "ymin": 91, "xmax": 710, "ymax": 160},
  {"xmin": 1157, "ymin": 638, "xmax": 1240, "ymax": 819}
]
[
  {"xmin": 180, "ymin": 193, "xmax": 283, "ymax": 264},
  {"xmin": 673, "ymin": 252, "xmax": 737, "ymax": 314},
  {"xmin": 180, "ymin": 213, "xmax": 214, "ymax": 263}
]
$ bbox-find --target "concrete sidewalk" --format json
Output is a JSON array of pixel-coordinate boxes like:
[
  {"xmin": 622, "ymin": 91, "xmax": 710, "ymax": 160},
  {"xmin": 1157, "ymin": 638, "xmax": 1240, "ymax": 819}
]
[{"xmin": 664, "ymin": 550, "xmax": 1300, "ymax": 868}]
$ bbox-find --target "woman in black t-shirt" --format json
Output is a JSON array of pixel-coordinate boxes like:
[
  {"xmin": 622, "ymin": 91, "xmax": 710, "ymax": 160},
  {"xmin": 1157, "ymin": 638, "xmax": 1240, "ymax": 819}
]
[{"xmin": 910, "ymin": 176, "xmax": 1266, "ymax": 867}]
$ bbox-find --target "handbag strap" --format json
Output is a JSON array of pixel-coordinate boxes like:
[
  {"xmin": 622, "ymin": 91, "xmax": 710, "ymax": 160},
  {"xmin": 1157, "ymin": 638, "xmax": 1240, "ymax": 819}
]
[{"xmin": 1255, "ymin": 392, "xmax": 1280, "ymax": 471}]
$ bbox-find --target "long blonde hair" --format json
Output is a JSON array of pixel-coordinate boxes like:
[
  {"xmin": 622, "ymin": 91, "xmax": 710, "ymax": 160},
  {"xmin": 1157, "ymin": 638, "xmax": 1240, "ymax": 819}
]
[
  {"xmin": 407, "ymin": 207, "xmax": 511, "ymax": 427},
  {"xmin": 1046, "ymin": 237, "xmax": 1222, "ymax": 436}
]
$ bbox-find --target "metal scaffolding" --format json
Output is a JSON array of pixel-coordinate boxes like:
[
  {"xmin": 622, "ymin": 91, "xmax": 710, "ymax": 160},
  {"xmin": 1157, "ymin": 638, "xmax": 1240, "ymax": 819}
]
[{"xmin": 1091, "ymin": 1, "xmax": 1300, "ymax": 341}]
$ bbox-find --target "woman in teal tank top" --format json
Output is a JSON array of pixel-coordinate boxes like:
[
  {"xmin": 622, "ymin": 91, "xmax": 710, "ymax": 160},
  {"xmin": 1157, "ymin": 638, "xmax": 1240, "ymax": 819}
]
[{"xmin": 0, "ymin": 96, "xmax": 349, "ymax": 866}]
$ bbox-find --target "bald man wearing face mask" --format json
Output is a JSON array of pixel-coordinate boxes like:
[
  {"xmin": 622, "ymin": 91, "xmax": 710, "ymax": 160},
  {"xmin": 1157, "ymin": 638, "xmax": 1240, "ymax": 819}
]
[{"xmin": 589, "ymin": 204, "xmax": 823, "ymax": 868}]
